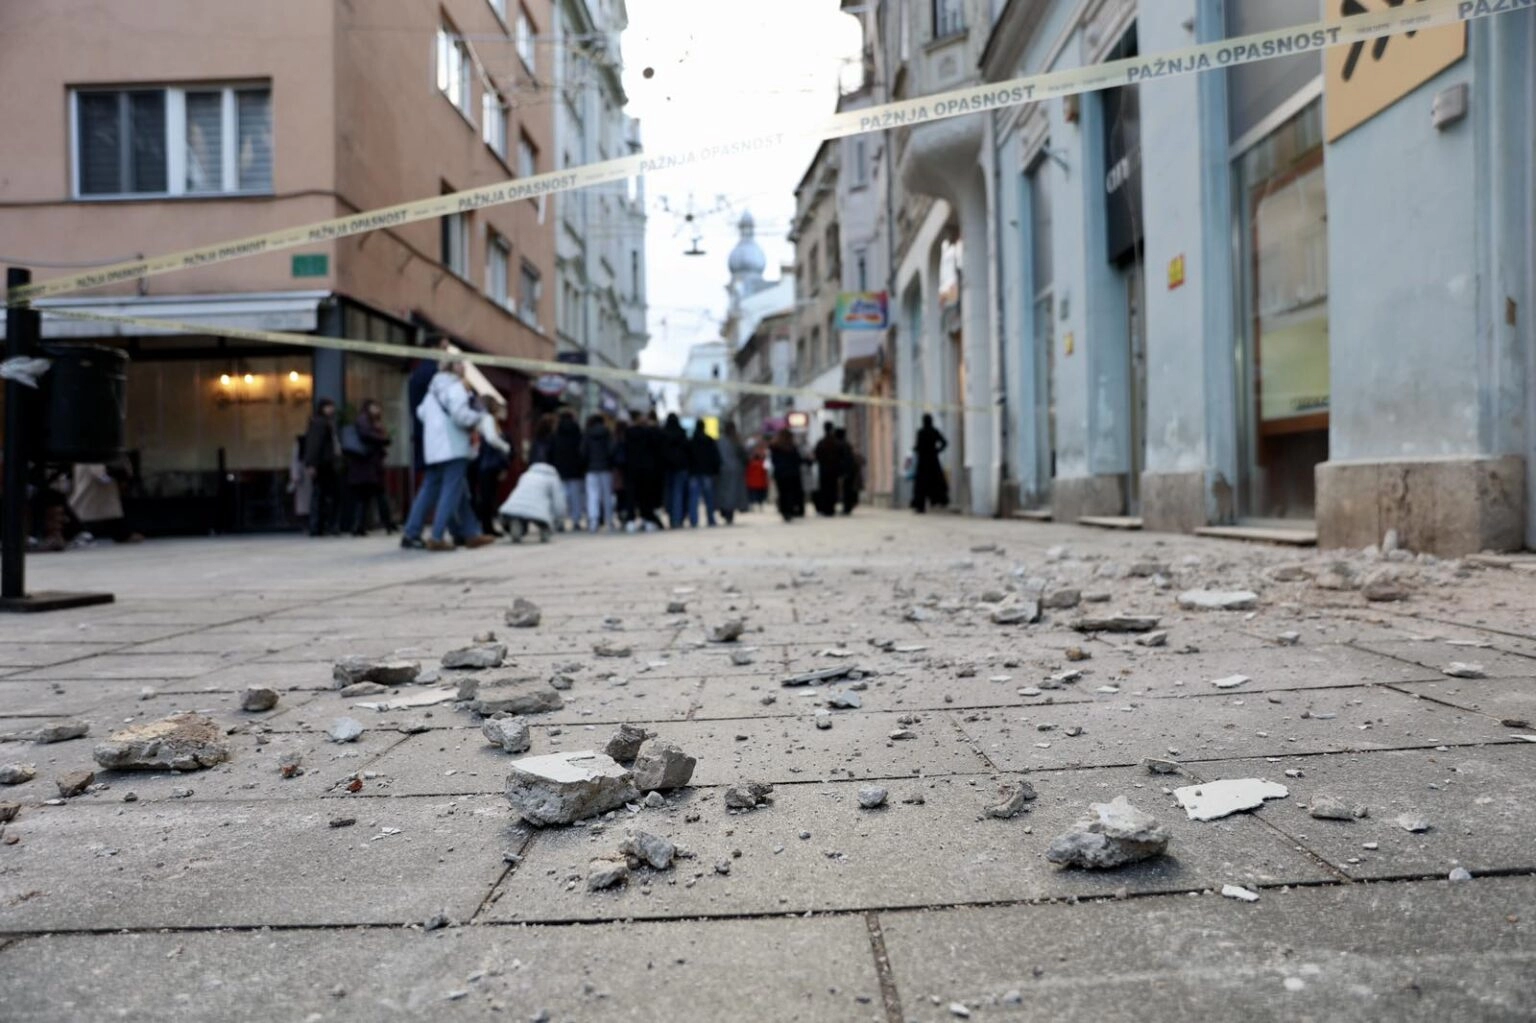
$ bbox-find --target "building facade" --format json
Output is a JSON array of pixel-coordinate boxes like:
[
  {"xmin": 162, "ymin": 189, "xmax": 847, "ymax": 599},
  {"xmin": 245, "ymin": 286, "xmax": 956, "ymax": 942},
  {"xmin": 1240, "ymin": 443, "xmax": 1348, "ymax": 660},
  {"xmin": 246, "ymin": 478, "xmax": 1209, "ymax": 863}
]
[
  {"xmin": 788, "ymin": 141, "xmax": 845, "ymax": 436},
  {"xmin": 552, "ymin": 0, "xmax": 649, "ymax": 417},
  {"xmin": 0, "ymin": 0, "xmax": 560, "ymax": 533}
]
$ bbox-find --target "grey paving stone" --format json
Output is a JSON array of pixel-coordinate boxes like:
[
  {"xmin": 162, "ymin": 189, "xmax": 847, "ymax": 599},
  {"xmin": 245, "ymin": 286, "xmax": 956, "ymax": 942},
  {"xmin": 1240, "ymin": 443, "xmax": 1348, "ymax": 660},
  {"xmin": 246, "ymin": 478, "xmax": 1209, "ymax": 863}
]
[
  {"xmin": 1392, "ymin": 677, "xmax": 1536, "ymax": 728},
  {"xmin": 0, "ymin": 678, "xmax": 160, "ymax": 719},
  {"xmin": 953, "ymin": 685, "xmax": 1512, "ymax": 772},
  {"xmin": 0, "ymin": 794, "xmax": 515, "ymax": 931},
  {"xmin": 878, "ymin": 876, "xmax": 1536, "ymax": 1022},
  {"xmin": 0, "ymin": 643, "xmax": 125, "ymax": 669},
  {"xmin": 481, "ymin": 767, "xmax": 1331, "ymax": 923},
  {"xmin": 0, "ymin": 914, "xmax": 883, "ymax": 1022},
  {"xmin": 1356, "ymin": 639, "xmax": 1536, "ymax": 679},
  {"xmin": 2, "ymin": 653, "xmax": 254, "ymax": 682},
  {"xmin": 1191, "ymin": 747, "xmax": 1536, "ymax": 880}
]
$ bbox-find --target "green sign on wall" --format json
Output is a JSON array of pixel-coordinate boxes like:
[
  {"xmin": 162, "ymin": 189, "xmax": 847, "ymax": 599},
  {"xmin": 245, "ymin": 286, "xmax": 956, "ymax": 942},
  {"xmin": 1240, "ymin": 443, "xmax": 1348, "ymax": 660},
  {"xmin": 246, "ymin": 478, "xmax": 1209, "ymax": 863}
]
[{"xmin": 291, "ymin": 253, "xmax": 329, "ymax": 278}]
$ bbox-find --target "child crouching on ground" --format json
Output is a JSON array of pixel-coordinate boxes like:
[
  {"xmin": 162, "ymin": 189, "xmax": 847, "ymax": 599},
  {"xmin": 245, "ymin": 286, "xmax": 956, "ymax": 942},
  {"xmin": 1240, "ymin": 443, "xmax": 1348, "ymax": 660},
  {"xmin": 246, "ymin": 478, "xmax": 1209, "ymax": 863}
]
[{"xmin": 498, "ymin": 457, "xmax": 566, "ymax": 543}]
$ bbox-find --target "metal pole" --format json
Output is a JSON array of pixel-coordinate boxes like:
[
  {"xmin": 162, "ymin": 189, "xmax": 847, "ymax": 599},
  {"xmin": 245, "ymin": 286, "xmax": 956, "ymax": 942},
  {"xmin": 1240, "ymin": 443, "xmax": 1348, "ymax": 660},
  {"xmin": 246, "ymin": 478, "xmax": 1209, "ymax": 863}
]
[{"xmin": 3, "ymin": 267, "xmax": 34, "ymax": 600}]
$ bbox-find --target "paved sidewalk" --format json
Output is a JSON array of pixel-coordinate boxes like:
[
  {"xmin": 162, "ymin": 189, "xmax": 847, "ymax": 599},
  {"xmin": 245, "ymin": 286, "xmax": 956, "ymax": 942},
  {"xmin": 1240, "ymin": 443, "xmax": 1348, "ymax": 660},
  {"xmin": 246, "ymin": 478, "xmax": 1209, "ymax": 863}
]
[{"xmin": 1, "ymin": 508, "xmax": 1534, "ymax": 1022}]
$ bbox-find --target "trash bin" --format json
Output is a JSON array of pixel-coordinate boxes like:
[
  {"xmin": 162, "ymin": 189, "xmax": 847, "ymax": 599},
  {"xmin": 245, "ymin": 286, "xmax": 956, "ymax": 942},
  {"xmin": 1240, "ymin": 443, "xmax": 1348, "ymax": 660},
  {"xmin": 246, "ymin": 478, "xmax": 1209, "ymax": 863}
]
[{"xmin": 38, "ymin": 342, "xmax": 128, "ymax": 463}]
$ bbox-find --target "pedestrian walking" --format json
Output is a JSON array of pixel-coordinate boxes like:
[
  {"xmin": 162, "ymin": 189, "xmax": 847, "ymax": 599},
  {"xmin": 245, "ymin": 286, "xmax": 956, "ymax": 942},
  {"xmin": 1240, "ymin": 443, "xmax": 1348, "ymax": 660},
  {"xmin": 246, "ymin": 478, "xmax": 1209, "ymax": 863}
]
[
  {"xmin": 343, "ymin": 399, "xmax": 394, "ymax": 535},
  {"xmin": 812, "ymin": 421, "xmax": 845, "ymax": 517},
  {"xmin": 474, "ymin": 396, "xmax": 512, "ymax": 535},
  {"xmin": 911, "ymin": 413, "xmax": 950, "ymax": 514},
  {"xmin": 400, "ymin": 359, "xmax": 496, "ymax": 551},
  {"xmin": 769, "ymin": 428, "xmax": 806, "ymax": 522},
  {"xmin": 611, "ymin": 418, "xmax": 634, "ymax": 528},
  {"xmin": 625, "ymin": 412, "xmax": 666, "ymax": 531},
  {"xmin": 550, "ymin": 410, "xmax": 587, "ymax": 532},
  {"xmin": 303, "ymin": 398, "xmax": 343, "ymax": 536},
  {"xmin": 686, "ymin": 419, "xmax": 722, "ymax": 527},
  {"xmin": 715, "ymin": 421, "xmax": 749, "ymax": 525},
  {"xmin": 582, "ymin": 413, "xmax": 617, "ymax": 533},
  {"xmin": 745, "ymin": 439, "xmax": 770, "ymax": 510},
  {"xmin": 661, "ymin": 412, "xmax": 690, "ymax": 528},
  {"xmin": 68, "ymin": 459, "xmax": 142, "ymax": 544},
  {"xmin": 498, "ymin": 456, "xmax": 566, "ymax": 543},
  {"xmin": 287, "ymin": 433, "xmax": 311, "ymax": 525},
  {"xmin": 837, "ymin": 427, "xmax": 863, "ymax": 516}
]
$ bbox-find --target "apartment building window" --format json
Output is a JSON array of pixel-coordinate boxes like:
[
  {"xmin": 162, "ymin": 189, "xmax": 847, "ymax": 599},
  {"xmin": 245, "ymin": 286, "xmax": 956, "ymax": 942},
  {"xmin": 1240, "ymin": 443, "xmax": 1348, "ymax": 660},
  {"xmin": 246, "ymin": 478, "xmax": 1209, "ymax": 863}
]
[
  {"xmin": 826, "ymin": 311, "xmax": 839, "ymax": 366},
  {"xmin": 482, "ymin": 89, "xmax": 508, "ymax": 158},
  {"xmin": 630, "ymin": 250, "xmax": 640, "ymax": 301},
  {"xmin": 933, "ymin": 0, "xmax": 965, "ymax": 39},
  {"xmin": 825, "ymin": 224, "xmax": 840, "ymax": 280},
  {"xmin": 486, "ymin": 0, "xmax": 508, "ymax": 24},
  {"xmin": 517, "ymin": 132, "xmax": 538, "ymax": 177},
  {"xmin": 851, "ymin": 139, "xmax": 869, "ymax": 187},
  {"xmin": 436, "ymin": 23, "xmax": 473, "ymax": 118},
  {"xmin": 808, "ymin": 245, "xmax": 820, "ymax": 289},
  {"xmin": 441, "ymin": 187, "xmax": 469, "ymax": 277},
  {"xmin": 519, "ymin": 261, "xmax": 542, "ymax": 326},
  {"xmin": 73, "ymin": 85, "xmax": 272, "ymax": 197},
  {"xmin": 809, "ymin": 326, "xmax": 822, "ymax": 372},
  {"xmin": 486, "ymin": 233, "xmax": 511, "ymax": 309},
  {"xmin": 516, "ymin": 7, "xmax": 536, "ymax": 70},
  {"xmin": 855, "ymin": 249, "xmax": 868, "ymax": 291}
]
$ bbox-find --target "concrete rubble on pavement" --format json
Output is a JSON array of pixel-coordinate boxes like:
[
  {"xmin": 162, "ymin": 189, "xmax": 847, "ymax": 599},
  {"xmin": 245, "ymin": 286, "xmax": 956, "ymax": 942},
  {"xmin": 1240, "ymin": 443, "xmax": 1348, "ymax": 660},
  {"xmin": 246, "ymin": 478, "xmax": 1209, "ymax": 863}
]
[
  {"xmin": 630, "ymin": 740, "xmax": 696, "ymax": 791},
  {"xmin": 440, "ymin": 643, "xmax": 507, "ymax": 670},
  {"xmin": 0, "ymin": 763, "xmax": 37, "ymax": 785},
  {"xmin": 1045, "ymin": 797, "xmax": 1171, "ymax": 869},
  {"xmin": 331, "ymin": 655, "xmax": 420, "ymax": 688},
  {"xmin": 505, "ymin": 751, "xmax": 639, "ymax": 826},
  {"xmin": 603, "ymin": 723, "xmax": 653, "ymax": 762},
  {"xmin": 1173, "ymin": 779, "xmax": 1289, "ymax": 821},
  {"xmin": 504, "ymin": 598, "xmax": 542, "ymax": 628},
  {"xmin": 239, "ymin": 687, "xmax": 279, "ymax": 712},
  {"xmin": 92, "ymin": 713, "xmax": 230, "ymax": 771},
  {"xmin": 481, "ymin": 715, "xmax": 532, "ymax": 753}
]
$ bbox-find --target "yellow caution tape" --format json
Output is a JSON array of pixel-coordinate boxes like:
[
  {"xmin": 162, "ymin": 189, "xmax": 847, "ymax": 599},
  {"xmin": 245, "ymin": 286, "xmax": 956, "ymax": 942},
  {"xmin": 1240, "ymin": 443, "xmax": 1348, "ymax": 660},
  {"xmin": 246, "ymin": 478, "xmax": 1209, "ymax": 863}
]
[
  {"xmin": 39, "ymin": 307, "xmax": 982, "ymax": 415},
  {"xmin": 5, "ymin": 0, "xmax": 1517, "ymax": 306}
]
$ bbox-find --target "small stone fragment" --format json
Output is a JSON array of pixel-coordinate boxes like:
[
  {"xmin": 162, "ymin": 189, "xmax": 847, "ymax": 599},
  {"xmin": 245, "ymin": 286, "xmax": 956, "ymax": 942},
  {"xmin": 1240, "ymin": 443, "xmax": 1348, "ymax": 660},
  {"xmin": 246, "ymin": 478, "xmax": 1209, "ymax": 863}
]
[
  {"xmin": 1064, "ymin": 646, "xmax": 1090, "ymax": 662},
  {"xmin": 327, "ymin": 718, "xmax": 364, "ymax": 743},
  {"xmin": 1042, "ymin": 587, "xmax": 1081, "ymax": 610},
  {"xmin": 481, "ymin": 715, "xmax": 532, "ymax": 754},
  {"xmin": 1276, "ymin": 631, "xmax": 1302, "ymax": 646},
  {"xmin": 643, "ymin": 791, "xmax": 666, "ymax": 808},
  {"xmin": 1448, "ymin": 867, "xmax": 1473, "ymax": 882},
  {"xmin": 592, "ymin": 640, "xmax": 633, "ymax": 658},
  {"xmin": 827, "ymin": 690, "xmax": 862, "ymax": 709},
  {"xmin": 1073, "ymin": 615, "xmax": 1161, "ymax": 634},
  {"xmin": 504, "ymin": 598, "xmax": 542, "ymax": 628},
  {"xmin": 1177, "ymin": 590, "xmax": 1258, "ymax": 612},
  {"xmin": 1221, "ymin": 884, "xmax": 1260, "ymax": 903},
  {"xmin": 621, "ymin": 830, "xmax": 676, "ymax": 870},
  {"xmin": 708, "ymin": 619, "xmax": 746, "ymax": 643},
  {"xmin": 338, "ymin": 681, "xmax": 390, "ymax": 697},
  {"xmin": 240, "ymin": 687, "xmax": 279, "ymax": 712},
  {"xmin": 1443, "ymin": 662, "xmax": 1487, "ymax": 679},
  {"xmin": 723, "ymin": 780, "xmax": 773, "ymax": 810},
  {"xmin": 857, "ymin": 786, "xmax": 888, "ymax": 809},
  {"xmin": 991, "ymin": 597, "xmax": 1041, "ymax": 625},
  {"xmin": 0, "ymin": 763, "xmax": 37, "ymax": 785},
  {"xmin": 1395, "ymin": 813, "xmax": 1432, "ymax": 833},
  {"xmin": 0, "ymin": 802, "xmax": 18, "ymax": 823},
  {"xmin": 1144, "ymin": 758, "xmax": 1180, "ymax": 775},
  {"xmin": 984, "ymin": 781, "xmax": 1037, "ymax": 819},
  {"xmin": 780, "ymin": 664, "xmax": 855, "ymax": 687},
  {"xmin": 1211, "ymin": 674, "xmax": 1250, "ymax": 690},
  {"xmin": 1045, "ymin": 796, "xmax": 1171, "ymax": 869},
  {"xmin": 93, "ymin": 714, "xmax": 230, "ymax": 772},
  {"xmin": 470, "ymin": 678, "xmax": 564, "ymax": 716},
  {"xmin": 587, "ymin": 857, "xmax": 629, "ymax": 890},
  {"xmin": 631, "ymin": 740, "xmax": 697, "ymax": 792},
  {"xmin": 505, "ymin": 751, "xmax": 639, "ymax": 826},
  {"xmin": 34, "ymin": 721, "xmax": 89, "ymax": 744},
  {"xmin": 949, "ymin": 1003, "xmax": 971, "ymax": 1019},
  {"xmin": 814, "ymin": 710, "xmax": 833, "ymax": 730},
  {"xmin": 604, "ymin": 723, "xmax": 653, "ymax": 763},
  {"xmin": 1361, "ymin": 568, "xmax": 1411, "ymax": 602},
  {"xmin": 56, "ymin": 770, "xmax": 94, "ymax": 798},
  {"xmin": 714, "ymin": 858, "xmax": 731, "ymax": 875},
  {"xmin": 332, "ymin": 656, "xmax": 420, "ymax": 688},
  {"xmin": 666, "ymin": 600, "xmax": 687, "ymax": 614},
  {"xmin": 1134, "ymin": 630, "xmax": 1169, "ymax": 648},
  {"xmin": 1308, "ymin": 793, "xmax": 1367, "ymax": 821},
  {"xmin": 729, "ymin": 650, "xmax": 754, "ymax": 667},
  {"xmin": 1173, "ymin": 778, "xmax": 1289, "ymax": 821},
  {"xmin": 278, "ymin": 752, "xmax": 304, "ymax": 778},
  {"xmin": 441, "ymin": 643, "xmax": 507, "ymax": 670}
]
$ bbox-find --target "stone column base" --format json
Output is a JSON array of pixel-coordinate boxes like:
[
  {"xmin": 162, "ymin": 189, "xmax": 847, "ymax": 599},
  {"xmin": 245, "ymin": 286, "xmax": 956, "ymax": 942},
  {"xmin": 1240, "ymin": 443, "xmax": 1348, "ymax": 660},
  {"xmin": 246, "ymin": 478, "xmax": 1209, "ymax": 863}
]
[
  {"xmin": 1316, "ymin": 456, "xmax": 1526, "ymax": 557},
  {"xmin": 1139, "ymin": 470, "xmax": 1236, "ymax": 534},
  {"xmin": 1052, "ymin": 475, "xmax": 1126, "ymax": 523}
]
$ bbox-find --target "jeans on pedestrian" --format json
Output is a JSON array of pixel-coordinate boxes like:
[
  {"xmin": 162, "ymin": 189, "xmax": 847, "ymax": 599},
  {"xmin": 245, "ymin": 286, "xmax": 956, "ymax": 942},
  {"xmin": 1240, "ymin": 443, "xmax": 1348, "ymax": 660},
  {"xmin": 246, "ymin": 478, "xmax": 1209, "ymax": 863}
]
[
  {"xmin": 562, "ymin": 478, "xmax": 585, "ymax": 530},
  {"xmin": 687, "ymin": 474, "xmax": 717, "ymax": 527},
  {"xmin": 585, "ymin": 471, "xmax": 615, "ymax": 531},
  {"xmin": 403, "ymin": 458, "xmax": 470, "ymax": 542},
  {"xmin": 664, "ymin": 471, "xmax": 688, "ymax": 527}
]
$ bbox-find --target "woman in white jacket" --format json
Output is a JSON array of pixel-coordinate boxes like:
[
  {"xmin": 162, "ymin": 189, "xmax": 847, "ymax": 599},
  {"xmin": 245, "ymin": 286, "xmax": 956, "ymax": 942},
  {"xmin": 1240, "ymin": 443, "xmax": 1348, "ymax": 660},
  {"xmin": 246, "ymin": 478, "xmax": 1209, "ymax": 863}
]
[
  {"xmin": 400, "ymin": 361, "xmax": 496, "ymax": 551},
  {"xmin": 498, "ymin": 458, "xmax": 567, "ymax": 543}
]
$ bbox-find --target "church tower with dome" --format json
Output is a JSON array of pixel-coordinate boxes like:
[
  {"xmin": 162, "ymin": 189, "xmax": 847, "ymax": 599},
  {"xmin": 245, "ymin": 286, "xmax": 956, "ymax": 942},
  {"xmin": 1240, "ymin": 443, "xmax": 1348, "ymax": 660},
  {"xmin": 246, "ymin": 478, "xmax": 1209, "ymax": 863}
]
[
  {"xmin": 727, "ymin": 211, "xmax": 770, "ymax": 301},
  {"xmin": 720, "ymin": 210, "xmax": 794, "ymax": 353}
]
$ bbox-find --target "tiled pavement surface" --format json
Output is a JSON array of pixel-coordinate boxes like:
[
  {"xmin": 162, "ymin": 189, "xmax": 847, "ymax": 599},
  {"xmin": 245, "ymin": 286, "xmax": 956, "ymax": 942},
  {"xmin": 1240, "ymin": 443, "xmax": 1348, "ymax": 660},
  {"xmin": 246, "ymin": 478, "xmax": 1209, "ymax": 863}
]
[{"xmin": 1, "ymin": 509, "xmax": 1535, "ymax": 1021}]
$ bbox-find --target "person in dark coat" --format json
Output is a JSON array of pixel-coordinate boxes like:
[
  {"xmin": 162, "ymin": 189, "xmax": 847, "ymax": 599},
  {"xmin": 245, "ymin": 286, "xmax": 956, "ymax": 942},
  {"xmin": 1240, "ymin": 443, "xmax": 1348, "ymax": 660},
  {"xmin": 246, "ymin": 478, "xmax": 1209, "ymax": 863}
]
[
  {"xmin": 528, "ymin": 412, "xmax": 557, "ymax": 467},
  {"xmin": 582, "ymin": 414, "xmax": 616, "ymax": 533},
  {"xmin": 611, "ymin": 419, "xmax": 634, "ymax": 527},
  {"xmin": 624, "ymin": 412, "xmax": 666, "ymax": 530},
  {"xmin": 812, "ymin": 421, "xmax": 845, "ymax": 517},
  {"xmin": 836, "ymin": 427, "xmax": 862, "ymax": 516},
  {"xmin": 769, "ymin": 428, "xmax": 806, "ymax": 522},
  {"xmin": 303, "ymin": 398, "xmax": 343, "ymax": 536},
  {"xmin": 407, "ymin": 357, "xmax": 439, "ymax": 476},
  {"xmin": 344, "ymin": 399, "xmax": 394, "ymax": 535},
  {"xmin": 549, "ymin": 410, "xmax": 587, "ymax": 531},
  {"xmin": 714, "ymin": 421, "xmax": 749, "ymax": 525},
  {"xmin": 685, "ymin": 420, "xmax": 723, "ymax": 527},
  {"xmin": 660, "ymin": 413, "xmax": 690, "ymax": 528},
  {"xmin": 911, "ymin": 413, "xmax": 950, "ymax": 513}
]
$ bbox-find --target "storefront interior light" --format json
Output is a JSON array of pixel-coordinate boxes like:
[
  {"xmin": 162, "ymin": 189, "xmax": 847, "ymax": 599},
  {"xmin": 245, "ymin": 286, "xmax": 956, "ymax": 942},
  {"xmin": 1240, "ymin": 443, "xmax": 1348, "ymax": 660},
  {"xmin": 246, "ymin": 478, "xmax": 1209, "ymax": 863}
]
[
  {"xmin": 288, "ymin": 370, "xmax": 300, "ymax": 382},
  {"xmin": 243, "ymin": 373, "xmax": 255, "ymax": 384},
  {"xmin": 219, "ymin": 374, "xmax": 231, "ymax": 386}
]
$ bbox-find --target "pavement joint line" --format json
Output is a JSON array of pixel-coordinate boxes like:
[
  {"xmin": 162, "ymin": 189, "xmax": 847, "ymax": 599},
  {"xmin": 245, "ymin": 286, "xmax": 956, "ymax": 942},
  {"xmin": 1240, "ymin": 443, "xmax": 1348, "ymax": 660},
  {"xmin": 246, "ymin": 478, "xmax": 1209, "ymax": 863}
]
[
  {"xmin": 1371, "ymin": 609, "xmax": 1536, "ymax": 648},
  {"xmin": 863, "ymin": 910, "xmax": 906, "ymax": 1023},
  {"xmin": 1379, "ymin": 681, "xmax": 1536, "ymax": 726},
  {"xmin": 470, "ymin": 830, "xmax": 536, "ymax": 924},
  {"xmin": 8, "ymin": 871, "xmax": 1533, "ymax": 943},
  {"xmin": 943, "ymin": 710, "xmax": 1004, "ymax": 773}
]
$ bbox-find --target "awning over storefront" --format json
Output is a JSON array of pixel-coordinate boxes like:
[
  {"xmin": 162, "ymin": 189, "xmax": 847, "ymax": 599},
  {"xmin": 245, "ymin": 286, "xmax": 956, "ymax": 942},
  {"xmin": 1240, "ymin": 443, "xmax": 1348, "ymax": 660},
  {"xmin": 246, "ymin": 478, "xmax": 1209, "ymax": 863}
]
[{"xmin": 9, "ymin": 291, "xmax": 332, "ymax": 340}]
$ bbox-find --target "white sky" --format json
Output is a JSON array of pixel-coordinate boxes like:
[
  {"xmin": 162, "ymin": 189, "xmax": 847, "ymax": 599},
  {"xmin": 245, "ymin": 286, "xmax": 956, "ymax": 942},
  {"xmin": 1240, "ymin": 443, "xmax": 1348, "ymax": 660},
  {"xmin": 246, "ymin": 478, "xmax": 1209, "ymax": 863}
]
[{"xmin": 620, "ymin": 0, "xmax": 863, "ymax": 409}]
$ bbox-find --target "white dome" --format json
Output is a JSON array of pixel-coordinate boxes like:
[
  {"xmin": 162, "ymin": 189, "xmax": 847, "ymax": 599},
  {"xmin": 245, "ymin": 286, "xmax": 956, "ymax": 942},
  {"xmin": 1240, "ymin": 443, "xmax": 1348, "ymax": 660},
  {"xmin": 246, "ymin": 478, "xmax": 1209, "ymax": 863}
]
[{"xmin": 727, "ymin": 211, "xmax": 766, "ymax": 277}]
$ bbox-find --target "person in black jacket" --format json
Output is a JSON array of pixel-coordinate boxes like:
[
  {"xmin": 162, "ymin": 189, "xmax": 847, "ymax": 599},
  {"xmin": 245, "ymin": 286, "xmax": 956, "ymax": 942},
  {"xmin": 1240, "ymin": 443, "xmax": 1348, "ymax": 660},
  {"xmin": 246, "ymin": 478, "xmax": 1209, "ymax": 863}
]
[
  {"xmin": 812, "ymin": 421, "xmax": 845, "ymax": 517},
  {"xmin": 624, "ymin": 412, "xmax": 666, "ymax": 531},
  {"xmin": 303, "ymin": 398, "xmax": 343, "ymax": 536},
  {"xmin": 685, "ymin": 420, "xmax": 723, "ymax": 527},
  {"xmin": 911, "ymin": 413, "xmax": 950, "ymax": 513},
  {"xmin": 769, "ymin": 428, "xmax": 806, "ymax": 522},
  {"xmin": 581, "ymin": 414, "xmax": 616, "ymax": 533},
  {"xmin": 549, "ymin": 410, "xmax": 587, "ymax": 531},
  {"xmin": 837, "ymin": 427, "xmax": 863, "ymax": 516},
  {"xmin": 661, "ymin": 413, "xmax": 690, "ymax": 528},
  {"xmin": 344, "ymin": 399, "xmax": 394, "ymax": 535}
]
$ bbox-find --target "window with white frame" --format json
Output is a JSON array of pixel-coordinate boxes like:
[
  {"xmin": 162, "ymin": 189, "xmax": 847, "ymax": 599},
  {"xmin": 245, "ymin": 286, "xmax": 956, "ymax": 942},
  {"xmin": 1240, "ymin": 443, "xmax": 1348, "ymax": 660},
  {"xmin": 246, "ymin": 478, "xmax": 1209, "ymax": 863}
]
[
  {"xmin": 519, "ymin": 261, "xmax": 542, "ymax": 326},
  {"xmin": 487, "ymin": 0, "xmax": 508, "ymax": 24},
  {"xmin": 73, "ymin": 85, "xmax": 271, "ymax": 197},
  {"xmin": 850, "ymin": 138, "xmax": 869, "ymax": 187},
  {"xmin": 441, "ymin": 191, "xmax": 469, "ymax": 277},
  {"xmin": 481, "ymin": 89, "xmax": 508, "ymax": 157},
  {"xmin": 436, "ymin": 24, "xmax": 473, "ymax": 118},
  {"xmin": 516, "ymin": 8, "xmax": 535, "ymax": 70},
  {"xmin": 517, "ymin": 132, "xmax": 537, "ymax": 177},
  {"xmin": 855, "ymin": 248, "xmax": 869, "ymax": 291},
  {"xmin": 486, "ymin": 233, "xmax": 511, "ymax": 308}
]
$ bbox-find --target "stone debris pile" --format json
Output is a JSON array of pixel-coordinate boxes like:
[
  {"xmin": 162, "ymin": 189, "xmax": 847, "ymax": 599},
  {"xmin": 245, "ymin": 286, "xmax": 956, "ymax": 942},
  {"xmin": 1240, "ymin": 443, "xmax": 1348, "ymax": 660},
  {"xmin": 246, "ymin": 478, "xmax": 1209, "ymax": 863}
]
[
  {"xmin": 93, "ymin": 714, "xmax": 230, "ymax": 772},
  {"xmin": 1046, "ymin": 797, "xmax": 1170, "ymax": 869}
]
